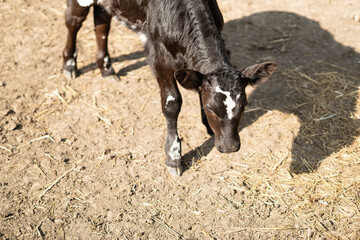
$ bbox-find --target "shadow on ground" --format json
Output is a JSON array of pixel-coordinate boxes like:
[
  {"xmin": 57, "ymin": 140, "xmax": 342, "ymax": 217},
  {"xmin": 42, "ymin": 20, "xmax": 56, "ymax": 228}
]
[
  {"xmin": 78, "ymin": 50, "xmax": 146, "ymax": 77},
  {"xmin": 183, "ymin": 11, "xmax": 360, "ymax": 174}
]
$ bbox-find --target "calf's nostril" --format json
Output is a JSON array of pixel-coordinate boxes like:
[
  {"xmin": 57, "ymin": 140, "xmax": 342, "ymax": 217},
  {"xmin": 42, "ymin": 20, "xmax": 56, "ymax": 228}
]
[
  {"xmin": 228, "ymin": 143, "xmax": 240, "ymax": 153},
  {"xmin": 217, "ymin": 142, "xmax": 240, "ymax": 153}
]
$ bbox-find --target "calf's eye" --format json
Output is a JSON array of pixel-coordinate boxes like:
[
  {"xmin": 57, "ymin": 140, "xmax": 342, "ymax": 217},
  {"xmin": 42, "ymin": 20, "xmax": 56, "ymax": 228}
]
[
  {"xmin": 205, "ymin": 106, "xmax": 221, "ymax": 119},
  {"xmin": 205, "ymin": 106, "xmax": 213, "ymax": 113}
]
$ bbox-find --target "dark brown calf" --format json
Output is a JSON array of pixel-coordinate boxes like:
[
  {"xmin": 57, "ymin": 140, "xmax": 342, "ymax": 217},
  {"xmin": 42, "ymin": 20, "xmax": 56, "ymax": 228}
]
[{"xmin": 63, "ymin": 0, "xmax": 277, "ymax": 176}]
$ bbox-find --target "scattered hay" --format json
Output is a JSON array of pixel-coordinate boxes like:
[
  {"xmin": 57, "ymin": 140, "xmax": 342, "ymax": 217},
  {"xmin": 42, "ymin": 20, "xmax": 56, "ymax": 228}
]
[{"xmin": 1, "ymin": 0, "xmax": 359, "ymax": 238}]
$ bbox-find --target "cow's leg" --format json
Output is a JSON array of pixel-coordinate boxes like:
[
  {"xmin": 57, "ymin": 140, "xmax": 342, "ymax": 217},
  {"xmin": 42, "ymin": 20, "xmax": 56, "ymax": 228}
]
[
  {"xmin": 199, "ymin": 92, "xmax": 214, "ymax": 135},
  {"xmin": 63, "ymin": 1, "xmax": 89, "ymax": 79},
  {"xmin": 94, "ymin": 5, "xmax": 115, "ymax": 77},
  {"xmin": 156, "ymin": 67, "xmax": 183, "ymax": 176},
  {"xmin": 162, "ymin": 84, "xmax": 183, "ymax": 176}
]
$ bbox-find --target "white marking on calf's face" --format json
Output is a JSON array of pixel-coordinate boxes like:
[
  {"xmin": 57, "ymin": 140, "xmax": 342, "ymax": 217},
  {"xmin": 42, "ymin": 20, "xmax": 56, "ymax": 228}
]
[
  {"xmin": 169, "ymin": 135, "xmax": 181, "ymax": 160},
  {"xmin": 77, "ymin": 0, "xmax": 94, "ymax": 7},
  {"xmin": 215, "ymin": 86, "xmax": 236, "ymax": 120}
]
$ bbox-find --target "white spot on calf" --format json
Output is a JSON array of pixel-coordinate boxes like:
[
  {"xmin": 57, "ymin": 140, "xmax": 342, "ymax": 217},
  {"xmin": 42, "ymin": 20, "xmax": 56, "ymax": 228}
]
[
  {"xmin": 215, "ymin": 86, "xmax": 236, "ymax": 120},
  {"xmin": 166, "ymin": 95, "xmax": 175, "ymax": 106},
  {"xmin": 102, "ymin": 35, "xmax": 106, "ymax": 40},
  {"xmin": 103, "ymin": 56, "xmax": 109, "ymax": 70},
  {"xmin": 169, "ymin": 135, "xmax": 181, "ymax": 160},
  {"xmin": 66, "ymin": 59, "xmax": 76, "ymax": 67},
  {"xmin": 139, "ymin": 33, "xmax": 147, "ymax": 43},
  {"xmin": 77, "ymin": 0, "xmax": 93, "ymax": 7}
]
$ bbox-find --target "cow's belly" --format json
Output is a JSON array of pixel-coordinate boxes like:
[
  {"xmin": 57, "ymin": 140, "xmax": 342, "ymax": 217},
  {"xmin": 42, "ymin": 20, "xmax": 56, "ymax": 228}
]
[{"xmin": 98, "ymin": 0, "xmax": 148, "ymax": 33}]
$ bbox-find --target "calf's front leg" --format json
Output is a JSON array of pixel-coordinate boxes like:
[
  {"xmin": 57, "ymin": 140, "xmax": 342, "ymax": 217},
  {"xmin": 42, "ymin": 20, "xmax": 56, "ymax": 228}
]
[{"xmin": 157, "ymin": 70, "xmax": 183, "ymax": 176}]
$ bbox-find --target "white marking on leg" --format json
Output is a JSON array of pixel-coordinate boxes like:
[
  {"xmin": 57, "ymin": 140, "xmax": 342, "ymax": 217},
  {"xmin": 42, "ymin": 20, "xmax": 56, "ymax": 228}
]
[
  {"xmin": 103, "ymin": 56, "xmax": 109, "ymax": 70},
  {"xmin": 215, "ymin": 86, "xmax": 236, "ymax": 119},
  {"xmin": 166, "ymin": 95, "xmax": 175, "ymax": 106},
  {"xmin": 77, "ymin": 0, "xmax": 94, "ymax": 7},
  {"xmin": 169, "ymin": 135, "xmax": 181, "ymax": 160},
  {"xmin": 139, "ymin": 33, "xmax": 147, "ymax": 43},
  {"xmin": 66, "ymin": 59, "xmax": 76, "ymax": 67},
  {"xmin": 102, "ymin": 35, "xmax": 106, "ymax": 40}
]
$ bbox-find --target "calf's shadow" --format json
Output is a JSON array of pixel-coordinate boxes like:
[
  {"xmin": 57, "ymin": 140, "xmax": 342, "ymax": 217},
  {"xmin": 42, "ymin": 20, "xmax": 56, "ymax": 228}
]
[
  {"xmin": 183, "ymin": 11, "xmax": 359, "ymax": 174},
  {"xmin": 78, "ymin": 50, "xmax": 146, "ymax": 77}
]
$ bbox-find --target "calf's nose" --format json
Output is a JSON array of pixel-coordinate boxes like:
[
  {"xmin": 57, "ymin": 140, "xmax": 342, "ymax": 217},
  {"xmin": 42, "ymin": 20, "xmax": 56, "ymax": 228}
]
[{"xmin": 217, "ymin": 140, "xmax": 240, "ymax": 153}]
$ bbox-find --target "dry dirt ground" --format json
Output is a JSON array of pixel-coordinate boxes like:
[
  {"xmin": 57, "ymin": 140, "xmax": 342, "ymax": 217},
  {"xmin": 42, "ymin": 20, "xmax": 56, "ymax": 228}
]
[{"xmin": 1, "ymin": 0, "xmax": 360, "ymax": 239}]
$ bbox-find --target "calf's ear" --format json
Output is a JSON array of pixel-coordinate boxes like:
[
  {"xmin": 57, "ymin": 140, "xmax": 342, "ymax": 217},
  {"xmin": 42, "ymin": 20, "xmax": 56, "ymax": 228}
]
[
  {"xmin": 174, "ymin": 69, "xmax": 204, "ymax": 91},
  {"xmin": 241, "ymin": 62, "xmax": 278, "ymax": 86}
]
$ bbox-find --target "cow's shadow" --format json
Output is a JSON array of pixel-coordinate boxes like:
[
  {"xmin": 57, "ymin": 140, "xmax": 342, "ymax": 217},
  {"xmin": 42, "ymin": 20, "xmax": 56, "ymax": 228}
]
[
  {"xmin": 183, "ymin": 11, "xmax": 360, "ymax": 174},
  {"xmin": 78, "ymin": 50, "xmax": 146, "ymax": 77}
]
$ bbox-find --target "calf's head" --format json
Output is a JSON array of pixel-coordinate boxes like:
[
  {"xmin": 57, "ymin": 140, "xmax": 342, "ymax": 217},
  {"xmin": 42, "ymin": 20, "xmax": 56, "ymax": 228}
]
[{"xmin": 175, "ymin": 62, "xmax": 277, "ymax": 153}]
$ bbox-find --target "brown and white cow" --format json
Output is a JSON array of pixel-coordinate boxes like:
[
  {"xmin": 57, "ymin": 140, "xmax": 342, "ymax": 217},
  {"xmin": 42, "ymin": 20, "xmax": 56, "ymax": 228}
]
[{"xmin": 63, "ymin": 0, "xmax": 278, "ymax": 176}]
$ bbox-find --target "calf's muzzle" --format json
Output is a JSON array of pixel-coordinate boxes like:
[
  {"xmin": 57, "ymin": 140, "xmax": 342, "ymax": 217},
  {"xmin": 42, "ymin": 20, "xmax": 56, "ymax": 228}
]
[{"xmin": 215, "ymin": 134, "xmax": 240, "ymax": 153}]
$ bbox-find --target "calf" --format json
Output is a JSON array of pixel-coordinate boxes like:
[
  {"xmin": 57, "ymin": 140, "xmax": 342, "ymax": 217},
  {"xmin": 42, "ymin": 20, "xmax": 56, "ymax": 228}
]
[{"xmin": 63, "ymin": 0, "xmax": 278, "ymax": 176}]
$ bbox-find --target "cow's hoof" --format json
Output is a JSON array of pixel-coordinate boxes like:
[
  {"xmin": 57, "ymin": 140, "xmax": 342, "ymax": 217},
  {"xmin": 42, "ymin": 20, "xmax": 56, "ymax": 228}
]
[
  {"xmin": 167, "ymin": 166, "xmax": 183, "ymax": 177},
  {"xmin": 105, "ymin": 74, "xmax": 120, "ymax": 82},
  {"xmin": 101, "ymin": 66, "xmax": 116, "ymax": 78},
  {"xmin": 63, "ymin": 69, "xmax": 77, "ymax": 80}
]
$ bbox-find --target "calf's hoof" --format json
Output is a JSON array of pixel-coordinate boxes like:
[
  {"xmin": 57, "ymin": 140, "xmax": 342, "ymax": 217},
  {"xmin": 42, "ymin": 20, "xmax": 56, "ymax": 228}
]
[
  {"xmin": 105, "ymin": 74, "xmax": 120, "ymax": 82},
  {"xmin": 63, "ymin": 58, "xmax": 77, "ymax": 79},
  {"xmin": 167, "ymin": 165, "xmax": 183, "ymax": 177},
  {"xmin": 101, "ymin": 66, "xmax": 116, "ymax": 78},
  {"xmin": 63, "ymin": 69, "xmax": 77, "ymax": 80}
]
